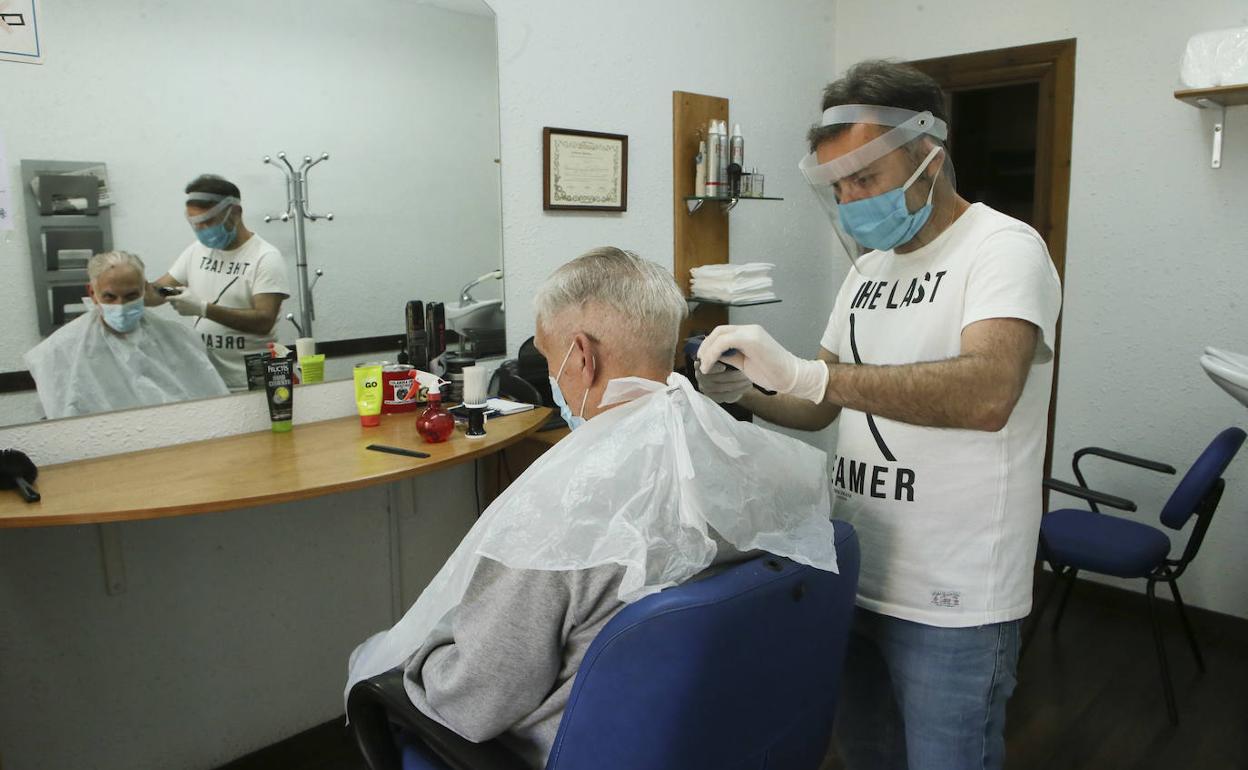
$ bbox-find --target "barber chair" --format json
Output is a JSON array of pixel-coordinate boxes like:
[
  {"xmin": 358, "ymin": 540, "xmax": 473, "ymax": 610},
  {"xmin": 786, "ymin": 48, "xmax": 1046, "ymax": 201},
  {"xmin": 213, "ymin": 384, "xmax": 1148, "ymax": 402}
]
[{"xmin": 349, "ymin": 519, "xmax": 860, "ymax": 770}]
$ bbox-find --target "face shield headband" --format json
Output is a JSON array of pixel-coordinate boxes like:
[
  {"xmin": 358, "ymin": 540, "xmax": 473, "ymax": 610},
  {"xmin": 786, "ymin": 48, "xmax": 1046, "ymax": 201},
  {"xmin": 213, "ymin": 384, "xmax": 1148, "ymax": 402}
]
[
  {"xmin": 185, "ymin": 192, "xmax": 241, "ymax": 225},
  {"xmin": 798, "ymin": 105, "xmax": 952, "ymax": 268}
]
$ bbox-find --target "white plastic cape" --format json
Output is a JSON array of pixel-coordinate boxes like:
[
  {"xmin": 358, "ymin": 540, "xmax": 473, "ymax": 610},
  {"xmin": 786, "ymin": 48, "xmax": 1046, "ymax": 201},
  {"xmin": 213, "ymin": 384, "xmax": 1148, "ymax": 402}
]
[
  {"xmin": 24, "ymin": 308, "xmax": 229, "ymax": 419},
  {"xmin": 345, "ymin": 372, "xmax": 838, "ymax": 704}
]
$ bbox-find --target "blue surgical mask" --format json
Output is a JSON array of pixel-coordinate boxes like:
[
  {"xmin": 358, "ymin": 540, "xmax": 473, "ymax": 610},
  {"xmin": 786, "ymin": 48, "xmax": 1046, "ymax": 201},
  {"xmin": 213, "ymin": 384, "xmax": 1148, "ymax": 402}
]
[
  {"xmin": 838, "ymin": 146, "xmax": 942, "ymax": 252},
  {"xmin": 99, "ymin": 297, "xmax": 144, "ymax": 333},
  {"xmin": 549, "ymin": 340, "xmax": 590, "ymax": 430},
  {"xmin": 194, "ymin": 214, "xmax": 238, "ymax": 250}
]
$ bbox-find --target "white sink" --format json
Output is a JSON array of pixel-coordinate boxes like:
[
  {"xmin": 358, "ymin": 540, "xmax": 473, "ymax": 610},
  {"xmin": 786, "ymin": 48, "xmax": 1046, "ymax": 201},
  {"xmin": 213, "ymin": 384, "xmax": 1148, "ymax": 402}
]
[
  {"xmin": 1201, "ymin": 347, "xmax": 1248, "ymax": 409},
  {"xmin": 446, "ymin": 299, "xmax": 504, "ymax": 331}
]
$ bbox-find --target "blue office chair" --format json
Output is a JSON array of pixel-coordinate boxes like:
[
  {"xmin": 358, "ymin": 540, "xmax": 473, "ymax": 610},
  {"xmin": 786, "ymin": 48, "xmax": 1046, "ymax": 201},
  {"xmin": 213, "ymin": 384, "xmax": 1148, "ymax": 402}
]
[
  {"xmin": 349, "ymin": 519, "xmax": 860, "ymax": 770},
  {"xmin": 1030, "ymin": 427, "xmax": 1245, "ymax": 724}
]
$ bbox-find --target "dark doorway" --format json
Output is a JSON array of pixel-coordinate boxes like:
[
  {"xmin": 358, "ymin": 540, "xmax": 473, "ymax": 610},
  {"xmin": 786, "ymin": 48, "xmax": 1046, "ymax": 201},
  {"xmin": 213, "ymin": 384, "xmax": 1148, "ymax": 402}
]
[
  {"xmin": 950, "ymin": 83, "xmax": 1040, "ymax": 226},
  {"xmin": 908, "ymin": 39, "xmax": 1076, "ymax": 487}
]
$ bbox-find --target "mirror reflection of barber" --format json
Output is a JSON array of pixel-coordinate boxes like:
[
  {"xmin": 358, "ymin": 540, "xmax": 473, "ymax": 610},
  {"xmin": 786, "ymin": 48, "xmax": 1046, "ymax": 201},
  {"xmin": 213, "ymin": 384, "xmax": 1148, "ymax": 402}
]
[{"xmin": 148, "ymin": 174, "xmax": 290, "ymax": 390}]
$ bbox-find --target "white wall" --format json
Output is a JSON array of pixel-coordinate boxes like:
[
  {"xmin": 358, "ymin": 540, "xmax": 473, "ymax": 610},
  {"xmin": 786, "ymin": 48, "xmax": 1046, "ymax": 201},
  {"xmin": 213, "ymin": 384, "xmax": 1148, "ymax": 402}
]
[
  {"xmin": 491, "ymin": 0, "xmax": 841, "ymax": 449},
  {"xmin": 836, "ymin": 0, "xmax": 1248, "ymax": 619},
  {"xmin": 0, "ymin": 0, "xmax": 501, "ymax": 379},
  {"xmin": 0, "ymin": 2, "xmax": 843, "ymax": 768}
]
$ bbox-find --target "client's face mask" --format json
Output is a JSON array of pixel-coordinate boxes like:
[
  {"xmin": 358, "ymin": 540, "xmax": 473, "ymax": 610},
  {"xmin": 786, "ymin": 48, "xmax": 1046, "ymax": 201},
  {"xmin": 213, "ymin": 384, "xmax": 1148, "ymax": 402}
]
[
  {"xmin": 549, "ymin": 340, "xmax": 590, "ymax": 430},
  {"xmin": 195, "ymin": 212, "xmax": 238, "ymax": 250},
  {"xmin": 837, "ymin": 145, "xmax": 943, "ymax": 252},
  {"xmin": 100, "ymin": 297, "xmax": 145, "ymax": 334}
]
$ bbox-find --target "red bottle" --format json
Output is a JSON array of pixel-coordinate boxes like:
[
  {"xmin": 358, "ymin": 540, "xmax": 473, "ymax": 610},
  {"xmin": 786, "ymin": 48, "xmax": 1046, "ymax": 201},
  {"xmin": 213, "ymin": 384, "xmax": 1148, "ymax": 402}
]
[{"xmin": 416, "ymin": 387, "xmax": 455, "ymax": 443}]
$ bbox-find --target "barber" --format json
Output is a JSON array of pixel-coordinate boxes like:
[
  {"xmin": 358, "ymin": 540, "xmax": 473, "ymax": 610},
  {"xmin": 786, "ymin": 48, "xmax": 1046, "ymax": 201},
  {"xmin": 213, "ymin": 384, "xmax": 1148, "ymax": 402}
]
[
  {"xmin": 149, "ymin": 174, "xmax": 290, "ymax": 390},
  {"xmin": 697, "ymin": 60, "xmax": 1061, "ymax": 770}
]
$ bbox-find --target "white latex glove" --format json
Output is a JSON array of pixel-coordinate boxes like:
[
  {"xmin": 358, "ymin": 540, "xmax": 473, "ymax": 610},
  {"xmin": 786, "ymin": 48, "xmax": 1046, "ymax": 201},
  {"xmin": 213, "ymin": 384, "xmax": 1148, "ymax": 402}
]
[
  {"xmin": 698, "ymin": 324, "xmax": 829, "ymax": 404},
  {"xmin": 167, "ymin": 288, "xmax": 208, "ymax": 317},
  {"xmin": 694, "ymin": 360, "xmax": 753, "ymax": 404}
]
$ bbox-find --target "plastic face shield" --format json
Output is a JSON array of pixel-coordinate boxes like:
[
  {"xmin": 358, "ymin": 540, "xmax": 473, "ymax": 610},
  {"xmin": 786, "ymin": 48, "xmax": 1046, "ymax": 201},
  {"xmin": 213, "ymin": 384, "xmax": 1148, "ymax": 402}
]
[
  {"xmin": 185, "ymin": 192, "xmax": 240, "ymax": 226},
  {"xmin": 798, "ymin": 105, "xmax": 951, "ymax": 269}
]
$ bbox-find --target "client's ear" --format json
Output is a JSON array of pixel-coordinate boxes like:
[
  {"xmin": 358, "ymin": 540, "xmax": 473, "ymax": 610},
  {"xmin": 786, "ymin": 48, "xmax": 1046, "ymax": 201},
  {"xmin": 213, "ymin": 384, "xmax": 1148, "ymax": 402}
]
[{"xmin": 572, "ymin": 333, "xmax": 597, "ymax": 387}]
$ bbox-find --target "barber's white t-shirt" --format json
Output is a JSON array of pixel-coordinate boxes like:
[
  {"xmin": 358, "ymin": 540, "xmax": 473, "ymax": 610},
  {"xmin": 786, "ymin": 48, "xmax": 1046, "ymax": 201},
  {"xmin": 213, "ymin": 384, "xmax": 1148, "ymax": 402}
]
[
  {"xmin": 168, "ymin": 234, "xmax": 289, "ymax": 389},
  {"xmin": 820, "ymin": 203, "xmax": 1062, "ymax": 627}
]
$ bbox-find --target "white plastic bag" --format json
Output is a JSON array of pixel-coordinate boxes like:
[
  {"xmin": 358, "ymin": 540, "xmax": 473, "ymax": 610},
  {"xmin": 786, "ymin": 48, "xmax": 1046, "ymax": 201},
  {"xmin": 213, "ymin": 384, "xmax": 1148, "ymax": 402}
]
[
  {"xmin": 24, "ymin": 309, "xmax": 229, "ymax": 419},
  {"xmin": 1181, "ymin": 27, "xmax": 1248, "ymax": 89},
  {"xmin": 345, "ymin": 372, "xmax": 838, "ymax": 704}
]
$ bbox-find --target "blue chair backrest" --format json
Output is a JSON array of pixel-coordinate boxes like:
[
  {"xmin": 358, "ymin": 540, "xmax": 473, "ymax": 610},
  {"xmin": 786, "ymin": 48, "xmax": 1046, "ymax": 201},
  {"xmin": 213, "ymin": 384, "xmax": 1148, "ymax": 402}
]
[
  {"xmin": 544, "ymin": 520, "xmax": 860, "ymax": 770},
  {"xmin": 1159, "ymin": 427, "xmax": 1246, "ymax": 530}
]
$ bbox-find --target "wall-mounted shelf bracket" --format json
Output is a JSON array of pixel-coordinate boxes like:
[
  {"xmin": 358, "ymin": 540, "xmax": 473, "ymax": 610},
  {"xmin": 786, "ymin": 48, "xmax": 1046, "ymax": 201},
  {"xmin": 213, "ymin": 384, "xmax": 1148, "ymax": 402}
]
[
  {"xmin": 1175, "ymin": 85, "xmax": 1248, "ymax": 170},
  {"xmin": 1197, "ymin": 99, "xmax": 1227, "ymax": 169}
]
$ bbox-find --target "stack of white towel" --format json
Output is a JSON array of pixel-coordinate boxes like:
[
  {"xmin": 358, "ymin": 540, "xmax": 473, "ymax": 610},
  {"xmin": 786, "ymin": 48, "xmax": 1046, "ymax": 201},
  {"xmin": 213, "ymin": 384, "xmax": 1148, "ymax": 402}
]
[{"xmin": 690, "ymin": 262, "xmax": 776, "ymax": 304}]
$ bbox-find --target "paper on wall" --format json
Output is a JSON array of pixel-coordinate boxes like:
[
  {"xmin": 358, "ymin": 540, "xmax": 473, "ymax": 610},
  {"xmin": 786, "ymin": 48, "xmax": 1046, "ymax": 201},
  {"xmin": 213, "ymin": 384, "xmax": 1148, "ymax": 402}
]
[{"xmin": 0, "ymin": 0, "xmax": 43, "ymax": 65}]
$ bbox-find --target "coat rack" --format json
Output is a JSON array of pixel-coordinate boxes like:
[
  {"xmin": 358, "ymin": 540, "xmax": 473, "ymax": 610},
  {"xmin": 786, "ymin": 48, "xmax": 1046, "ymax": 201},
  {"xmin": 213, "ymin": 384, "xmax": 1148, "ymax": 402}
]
[{"xmin": 262, "ymin": 152, "xmax": 333, "ymax": 337}]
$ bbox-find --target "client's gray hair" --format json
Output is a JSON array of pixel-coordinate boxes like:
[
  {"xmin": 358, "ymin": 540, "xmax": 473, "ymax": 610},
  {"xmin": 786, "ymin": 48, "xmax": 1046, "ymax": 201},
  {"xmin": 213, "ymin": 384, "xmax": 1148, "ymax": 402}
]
[
  {"xmin": 87, "ymin": 251, "xmax": 146, "ymax": 283},
  {"xmin": 536, "ymin": 247, "xmax": 688, "ymax": 366}
]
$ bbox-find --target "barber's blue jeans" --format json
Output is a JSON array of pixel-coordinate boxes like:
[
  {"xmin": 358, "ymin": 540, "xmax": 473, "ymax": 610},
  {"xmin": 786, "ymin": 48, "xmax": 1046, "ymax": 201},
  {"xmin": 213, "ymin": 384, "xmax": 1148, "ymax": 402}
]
[{"xmin": 833, "ymin": 608, "xmax": 1020, "ymax": 770}]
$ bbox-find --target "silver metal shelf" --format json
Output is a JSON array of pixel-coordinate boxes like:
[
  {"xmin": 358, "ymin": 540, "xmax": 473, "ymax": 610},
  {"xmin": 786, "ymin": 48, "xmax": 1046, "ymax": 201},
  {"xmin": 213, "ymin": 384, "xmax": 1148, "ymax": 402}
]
[
  {"xmin": 684, "ymin": 196, "xmax": 783, "ymax": 214},
  {"xmin": 687, "ymin": 296, "xmax": 782, "ymax": 307}
]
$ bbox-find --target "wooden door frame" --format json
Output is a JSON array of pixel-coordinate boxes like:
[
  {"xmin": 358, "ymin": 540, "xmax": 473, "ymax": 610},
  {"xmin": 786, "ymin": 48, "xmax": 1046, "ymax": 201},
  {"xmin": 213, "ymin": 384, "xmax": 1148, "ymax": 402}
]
[{"xmin": 908, "ymin": 39, "xmax": 1076, "ymax": 491}]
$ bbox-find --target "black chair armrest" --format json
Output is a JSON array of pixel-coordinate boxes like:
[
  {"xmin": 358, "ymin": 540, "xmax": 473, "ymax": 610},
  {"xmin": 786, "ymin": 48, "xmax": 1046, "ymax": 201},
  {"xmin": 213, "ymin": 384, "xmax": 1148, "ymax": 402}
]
[
  {"xmin": 348, "ymin": 669, "xmax": 526, "ymax": 770},
  {"xmin": 1072, "ymin": 446, "xmax": 1177, "ymax": 478},
  {"xmin": 1045, "ymin": 477, "xmax": 1138, "ymax": 512}
]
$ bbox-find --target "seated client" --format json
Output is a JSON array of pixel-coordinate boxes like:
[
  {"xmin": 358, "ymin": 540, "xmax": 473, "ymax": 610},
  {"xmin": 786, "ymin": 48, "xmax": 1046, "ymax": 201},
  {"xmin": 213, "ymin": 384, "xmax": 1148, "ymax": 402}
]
[
  {"xmin": 346, "ymin": 247, "xmax": 841, "ymax": 768},
  {"xmin": 25, "ymin": 250, "xmax": 229, "ymax": 419}
]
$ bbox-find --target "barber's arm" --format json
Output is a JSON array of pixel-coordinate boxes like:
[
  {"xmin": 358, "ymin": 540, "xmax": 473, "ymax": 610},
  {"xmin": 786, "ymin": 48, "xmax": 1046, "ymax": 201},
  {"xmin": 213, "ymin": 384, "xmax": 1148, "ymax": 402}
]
[
  {"xmin": 204, "ymin": 292, "xmax": 284, "ymax": 336},
  {"xmin": 168, "ymin": 291, "xmax": 284, "ymax": 336},
  {"xmin": 700, "ymin": 318, "xmax": 1038, "ymax": 432}
]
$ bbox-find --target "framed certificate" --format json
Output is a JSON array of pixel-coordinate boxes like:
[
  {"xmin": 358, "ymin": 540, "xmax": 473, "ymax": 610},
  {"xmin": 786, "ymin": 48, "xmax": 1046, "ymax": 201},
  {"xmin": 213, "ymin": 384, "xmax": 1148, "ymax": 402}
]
[{"xmin": 543, "ymin": 127, "xmax": 628, "ymax": 212}]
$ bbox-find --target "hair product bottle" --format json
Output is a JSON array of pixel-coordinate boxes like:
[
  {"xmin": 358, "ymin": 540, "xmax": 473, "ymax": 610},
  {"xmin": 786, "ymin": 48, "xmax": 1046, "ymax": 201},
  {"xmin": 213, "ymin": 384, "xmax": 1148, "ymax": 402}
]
[
  {"xmin": 706, "ymin": 120, "xmax": 720, "ymax": 198},
  {"xmin": 695, "ymin": 140, "xmax": 707, "ymax": 197}
]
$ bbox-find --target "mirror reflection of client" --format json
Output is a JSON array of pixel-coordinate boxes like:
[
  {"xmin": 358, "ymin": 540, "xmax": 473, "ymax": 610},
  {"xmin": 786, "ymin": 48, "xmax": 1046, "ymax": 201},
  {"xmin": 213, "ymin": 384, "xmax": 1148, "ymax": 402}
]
[
  {"xmin": 25, "ymin": 251, "xmax": 229, "ymax": 420},
  {"xmin": 149, "ymin": 174, "xmax": 290, "ymax": 391}
]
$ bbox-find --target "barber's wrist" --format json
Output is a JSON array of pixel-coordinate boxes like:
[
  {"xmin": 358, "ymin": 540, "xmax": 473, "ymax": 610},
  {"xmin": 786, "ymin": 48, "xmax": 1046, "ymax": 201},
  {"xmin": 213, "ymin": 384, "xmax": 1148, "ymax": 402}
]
[
  {"xmin": 786, "ymin": 359, "xmax": 830, "ymax": 404},
  {"xmin": 736, "ymin": 387, "xmax": 765, "ymax": 410}
]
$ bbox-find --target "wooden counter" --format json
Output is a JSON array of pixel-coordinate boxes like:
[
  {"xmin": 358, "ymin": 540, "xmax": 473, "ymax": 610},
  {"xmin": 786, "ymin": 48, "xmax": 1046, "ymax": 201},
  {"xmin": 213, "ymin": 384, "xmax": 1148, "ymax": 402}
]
[{"xmin": 0, "ymin": 408, "xmax": 552, "ymax": 529}]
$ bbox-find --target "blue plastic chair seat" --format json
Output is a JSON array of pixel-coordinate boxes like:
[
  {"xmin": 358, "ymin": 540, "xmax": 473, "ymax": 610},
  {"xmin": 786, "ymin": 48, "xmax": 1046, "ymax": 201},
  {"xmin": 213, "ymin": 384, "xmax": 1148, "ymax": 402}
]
[
  {"xmin": 370, "ymin": 520, "xmax": 861, "ymax": 770},
  {"xmin": 1042, "ymin": 508, "xmax": 1171, "ymax": 578}
]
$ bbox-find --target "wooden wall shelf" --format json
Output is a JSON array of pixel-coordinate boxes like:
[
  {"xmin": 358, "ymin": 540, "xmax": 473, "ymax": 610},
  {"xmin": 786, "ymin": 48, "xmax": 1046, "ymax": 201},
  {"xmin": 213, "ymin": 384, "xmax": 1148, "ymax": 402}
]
[
  {"xmin": 1174, "ymin": 84, "xmax": 1248, "ymax": 108},
  {"xmin": 673, "ymin": 90, "xmax": 730, "ymax": 349},
  {"xmin": 1175, "ymin": 84, "xmax": 1248, "ymax": 169}
]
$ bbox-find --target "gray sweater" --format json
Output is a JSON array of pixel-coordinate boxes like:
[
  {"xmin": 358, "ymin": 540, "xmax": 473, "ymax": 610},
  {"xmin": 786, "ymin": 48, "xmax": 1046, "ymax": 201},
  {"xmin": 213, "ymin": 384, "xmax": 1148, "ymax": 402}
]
[{"xmin": 403, "ymin": 541, "xmax": 746, "ymax": 768}]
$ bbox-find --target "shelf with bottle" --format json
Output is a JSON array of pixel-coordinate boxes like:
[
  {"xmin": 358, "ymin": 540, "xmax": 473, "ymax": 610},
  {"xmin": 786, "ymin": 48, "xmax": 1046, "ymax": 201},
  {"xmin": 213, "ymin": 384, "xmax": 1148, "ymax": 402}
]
[
  {"xmin": 684, "ymin": 195, "xmax": 784, "ymax": 214},
  {"xmin": 686, "ymin": 295, "xmax": 782, "ymax": 307},
  {"xmin": 690, "ymin": 118, "xmax": 783, "ymax": 213}
]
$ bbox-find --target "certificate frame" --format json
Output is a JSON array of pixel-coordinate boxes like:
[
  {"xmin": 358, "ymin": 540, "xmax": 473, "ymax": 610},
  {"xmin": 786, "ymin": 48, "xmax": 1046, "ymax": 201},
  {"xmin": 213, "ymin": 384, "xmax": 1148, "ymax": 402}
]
[{"xmin": 542, "ymin": 127, "xmax": 628, "ymax": 212}]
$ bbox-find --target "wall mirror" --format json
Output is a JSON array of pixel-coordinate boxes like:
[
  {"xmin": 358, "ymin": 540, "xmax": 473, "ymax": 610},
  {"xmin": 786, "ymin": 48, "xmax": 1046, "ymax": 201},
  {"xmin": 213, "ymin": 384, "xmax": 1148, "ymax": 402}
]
[{"xmin": 0, "ymin": 0, "xmax": 503, "ymax": 426}]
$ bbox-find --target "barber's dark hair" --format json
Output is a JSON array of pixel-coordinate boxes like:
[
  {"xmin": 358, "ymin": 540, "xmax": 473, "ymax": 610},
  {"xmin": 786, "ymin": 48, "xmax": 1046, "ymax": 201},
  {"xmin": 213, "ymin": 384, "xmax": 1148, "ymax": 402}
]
[
  {"xmin": 185, "ymin": 174, "xmax": 241, "ymax": 203},
  {"xmin": 807, "ymin": 60, "xmax": 949, "ymax": 152}
]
